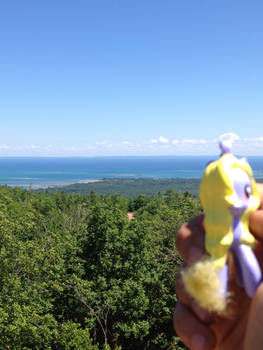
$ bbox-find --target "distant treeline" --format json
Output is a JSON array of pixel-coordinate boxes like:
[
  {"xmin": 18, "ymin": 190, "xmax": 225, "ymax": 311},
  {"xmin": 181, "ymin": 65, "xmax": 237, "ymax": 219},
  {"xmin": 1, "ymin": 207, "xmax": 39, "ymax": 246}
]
[
  {"xmin": 39, "ymin": 177, "xmax": 263, "ymax": 197},
  {"xmin": 39, "ymin": 178, "xmax": 202, "ymax": 197}
]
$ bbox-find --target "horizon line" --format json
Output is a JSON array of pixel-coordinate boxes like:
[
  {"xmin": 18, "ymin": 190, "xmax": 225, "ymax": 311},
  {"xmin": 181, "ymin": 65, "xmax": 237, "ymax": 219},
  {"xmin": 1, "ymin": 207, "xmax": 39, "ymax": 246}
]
[{"xmin": 0, "ymin": 154, "xmax": 262, "ymax": 158}]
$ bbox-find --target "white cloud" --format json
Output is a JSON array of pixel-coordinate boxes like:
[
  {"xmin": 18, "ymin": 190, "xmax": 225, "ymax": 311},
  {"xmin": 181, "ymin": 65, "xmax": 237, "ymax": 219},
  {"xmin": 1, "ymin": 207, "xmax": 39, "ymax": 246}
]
[
  {"xmin": 28, "ymin": 145, "xmax": 39, "ymax": 149},
  {"xmin": 122, "ymin": 141, "xmax": 133, "ymax": 145},
  {"xmin": 183, "ymin": 139, "xmax": 208, "ymax": 144},
  {"xmin": 253, "ymin": 142, "xmax": 263, "ymax": 148},
  {"xmin": 96, "ymin": 140, "xmax": 108, "ymax": 145},
  {"xmin": 159, "ymin": 136, "xmax": 169, "ymax": 143},
  {"xmin": 150, "ymin": 136, "xmax": 169, "ymax": 144},
  {"xmin": 172, "ymin": 139, "xmax": 179, "ymax": 145},
  {"xmin": 0, "ymin": 145, "xmax": 9, "ymax": 149},
  {"xmin": 244, "ymin": 137, "xmax": 263, "ymax": 142}
]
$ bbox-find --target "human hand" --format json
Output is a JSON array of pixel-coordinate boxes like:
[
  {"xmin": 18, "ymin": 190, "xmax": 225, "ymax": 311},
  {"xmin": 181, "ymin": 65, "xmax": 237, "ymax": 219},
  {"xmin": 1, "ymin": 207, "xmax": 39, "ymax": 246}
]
[{"xmin": 173, "ymin": 184, "xmax": 263, "ymax": 350}]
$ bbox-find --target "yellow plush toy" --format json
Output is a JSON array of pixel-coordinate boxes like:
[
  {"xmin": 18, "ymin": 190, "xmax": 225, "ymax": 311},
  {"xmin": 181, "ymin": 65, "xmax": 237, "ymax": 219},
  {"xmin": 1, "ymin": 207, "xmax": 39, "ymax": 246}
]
[{"xmin": 182, "ymin": 137, "xmax": 262, "ymax": 312}]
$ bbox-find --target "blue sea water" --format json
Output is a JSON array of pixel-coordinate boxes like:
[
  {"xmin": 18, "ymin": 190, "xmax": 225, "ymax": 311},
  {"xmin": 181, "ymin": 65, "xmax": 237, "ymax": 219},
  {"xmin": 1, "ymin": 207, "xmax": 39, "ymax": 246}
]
[{"xmin": 0, "ymin": 156, "xmax": 263, "ymax": 189}]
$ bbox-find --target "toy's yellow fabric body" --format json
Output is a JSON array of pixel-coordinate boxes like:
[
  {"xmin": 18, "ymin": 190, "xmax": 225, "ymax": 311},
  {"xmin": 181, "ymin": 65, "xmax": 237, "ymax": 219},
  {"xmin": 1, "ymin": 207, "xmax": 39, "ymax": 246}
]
[
  {"xmin": 199, "ymin": 153, "xmax": 260, "ymax": 269},
  {"xmin": 182, "ymin": 257, "xmax": 226, "ymax": 312}
]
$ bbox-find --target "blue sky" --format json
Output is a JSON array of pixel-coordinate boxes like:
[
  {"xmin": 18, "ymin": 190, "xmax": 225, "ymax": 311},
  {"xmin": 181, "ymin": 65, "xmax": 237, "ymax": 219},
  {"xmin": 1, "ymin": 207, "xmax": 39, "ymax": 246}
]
[{"xmin": 1, "ymin": 0, "xmax": 263, "ymax": 156}]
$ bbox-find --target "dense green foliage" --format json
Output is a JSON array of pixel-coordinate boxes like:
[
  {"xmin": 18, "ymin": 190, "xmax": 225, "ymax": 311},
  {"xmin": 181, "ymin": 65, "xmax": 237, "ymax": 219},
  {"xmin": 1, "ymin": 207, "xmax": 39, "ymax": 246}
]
[
  {"xmin": 0, "ymin": 186, "xmax": 201, "ymax": 349},
  {"xmin": 39, "ymin": 178, "xmax": 201, "ymax": 197}
]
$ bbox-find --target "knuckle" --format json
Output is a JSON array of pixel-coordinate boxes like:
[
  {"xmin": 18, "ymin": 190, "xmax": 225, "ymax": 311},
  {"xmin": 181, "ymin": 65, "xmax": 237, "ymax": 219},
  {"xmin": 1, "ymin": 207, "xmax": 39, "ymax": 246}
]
[{"xmin": 176, "ymin": 223, "xmax": 188, "ymax": 250}]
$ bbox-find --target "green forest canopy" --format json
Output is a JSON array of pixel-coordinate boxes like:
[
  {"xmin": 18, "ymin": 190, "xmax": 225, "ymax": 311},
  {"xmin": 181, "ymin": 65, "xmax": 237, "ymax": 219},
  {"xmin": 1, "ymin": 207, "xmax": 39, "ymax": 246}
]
[{"xmin": 0, "ymin": 185, "xmax": 201, "ymax": 349}]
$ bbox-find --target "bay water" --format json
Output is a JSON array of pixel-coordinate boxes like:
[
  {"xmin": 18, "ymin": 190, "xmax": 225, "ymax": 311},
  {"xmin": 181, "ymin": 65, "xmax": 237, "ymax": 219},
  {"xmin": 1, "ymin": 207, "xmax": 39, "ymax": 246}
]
[{"xmin": 0, "ymin": 156, "xmax": 263, "ymax": 189}]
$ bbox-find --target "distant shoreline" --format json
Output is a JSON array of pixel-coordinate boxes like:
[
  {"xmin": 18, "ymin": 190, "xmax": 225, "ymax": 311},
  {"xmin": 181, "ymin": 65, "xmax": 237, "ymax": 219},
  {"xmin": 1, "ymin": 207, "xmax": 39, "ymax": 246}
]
[{"xmin": 4, "ymin": 179, "xmax": 103, "ymax": 190}]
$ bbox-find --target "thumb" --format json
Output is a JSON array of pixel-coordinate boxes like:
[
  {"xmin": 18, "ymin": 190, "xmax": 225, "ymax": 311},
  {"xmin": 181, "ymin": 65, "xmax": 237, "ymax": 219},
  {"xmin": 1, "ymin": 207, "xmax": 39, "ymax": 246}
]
[
  {"xmin": 243, "ymin": 283, "xmax": 263, "ymax": 350},
  {"xmin": 250, "ymin": 210, "xmax": 263, "ymax": 242},
  {"xmin": 249, "ymin": 184, "xmax": 263, "ymax": 242}
]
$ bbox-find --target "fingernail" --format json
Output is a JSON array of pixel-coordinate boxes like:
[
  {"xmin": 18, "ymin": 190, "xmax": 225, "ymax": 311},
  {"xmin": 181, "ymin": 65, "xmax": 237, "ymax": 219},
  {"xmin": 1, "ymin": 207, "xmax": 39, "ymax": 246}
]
[
  {"xmin": 188, "ymin": 247, "xmax": 202, "ymax": 264},
  {"xmin": 191, "ymin": 333, "xmax": 205, "ymax": 350}
]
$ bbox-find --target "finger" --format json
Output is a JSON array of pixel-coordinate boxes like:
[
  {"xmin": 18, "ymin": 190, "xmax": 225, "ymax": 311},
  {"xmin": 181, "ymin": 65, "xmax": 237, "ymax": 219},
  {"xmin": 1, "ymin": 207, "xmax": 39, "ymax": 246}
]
[
  {"xmin": 252, "ymin": 240, "xmax": 263, "ymax": 272},
  {"xmin": 175, "ymin": 272, "xmax": 215, "ymax": 323},
  {"xmin": 173, "ymin": 301, "xmax": 216, "ymax": 350},
  {"xmin": 249, "ymin": 183, "xmax": 263, "ymax": 238},
  {"xmin": 243, "ymin": 283, "xmax": 263, "ymax": 350},
  {"xmin": 256, "ymin": 183, "xmax": 263, "ymax": 209},
  {"xmin": 250, "ymin": 210, "xmax": 263, "ymax": 242},
  {"xmin": 176, "ymin": 214, "xmax": 206, "ymax": 264}
]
